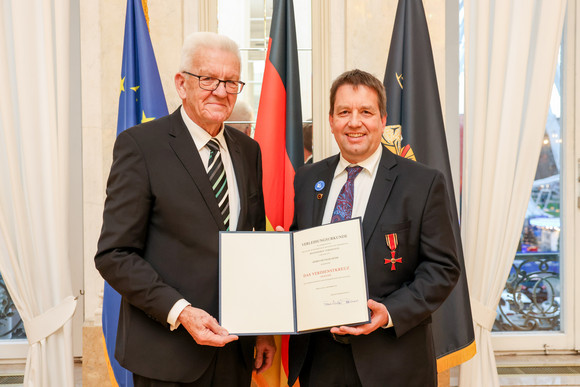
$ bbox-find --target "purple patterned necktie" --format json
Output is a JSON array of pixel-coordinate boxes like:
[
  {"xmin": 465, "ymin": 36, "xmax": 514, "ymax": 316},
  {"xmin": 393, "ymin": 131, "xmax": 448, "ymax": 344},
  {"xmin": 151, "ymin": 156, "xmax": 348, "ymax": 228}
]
[{"xmin": 331, "ymin": 166, "xmax": 363, "ymax": 223}]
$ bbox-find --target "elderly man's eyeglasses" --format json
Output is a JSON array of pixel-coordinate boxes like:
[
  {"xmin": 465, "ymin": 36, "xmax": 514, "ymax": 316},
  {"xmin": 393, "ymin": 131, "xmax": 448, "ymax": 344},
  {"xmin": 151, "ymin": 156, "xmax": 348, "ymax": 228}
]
[{"xmin": 182, "ymin": 71, "xmax": 245, "ymax": 94}]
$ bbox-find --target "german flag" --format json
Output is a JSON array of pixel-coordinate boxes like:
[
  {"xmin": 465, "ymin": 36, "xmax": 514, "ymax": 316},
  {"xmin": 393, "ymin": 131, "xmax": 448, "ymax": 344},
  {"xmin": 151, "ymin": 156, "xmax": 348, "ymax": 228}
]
[
  {"xmin": 254, "ymin": 0, "xmax": 304, "ymax": 232},
  {"xmin": 253, "ymin": 0, "xmax": 303, "ymax": 385},
  {"xmin": 383, "ymin": 0, "xmax": 476, "ymax": 372}
]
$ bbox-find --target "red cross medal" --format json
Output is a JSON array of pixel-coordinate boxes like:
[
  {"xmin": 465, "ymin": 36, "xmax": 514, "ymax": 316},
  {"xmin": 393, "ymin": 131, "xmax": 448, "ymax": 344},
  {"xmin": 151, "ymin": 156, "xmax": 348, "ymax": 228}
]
[{"xmin": 385, "ymin": 233, "xmax": 403, "ymax": 271}]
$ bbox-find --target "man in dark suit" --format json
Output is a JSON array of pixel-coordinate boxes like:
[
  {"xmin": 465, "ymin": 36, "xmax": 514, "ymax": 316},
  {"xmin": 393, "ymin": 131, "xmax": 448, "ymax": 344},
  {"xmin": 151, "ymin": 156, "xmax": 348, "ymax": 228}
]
[
  {"xmin": 95, "ymin": 32, "xmax": 275, "ymax": 387},
  {"xmin": 287, "ymin": 69, "xmax": 461, "ymax": 387}
]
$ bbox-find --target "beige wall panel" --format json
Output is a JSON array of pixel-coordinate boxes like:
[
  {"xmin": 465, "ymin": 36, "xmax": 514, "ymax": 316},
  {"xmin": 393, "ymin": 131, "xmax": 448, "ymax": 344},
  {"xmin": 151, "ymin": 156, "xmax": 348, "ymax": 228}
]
[
  {"xmin": 345, "ymin": 0, "xmax": 398, "ymax": 79},
  {"xmin": 345, "ymin": 0, "xmax": 447, "ymax": 117},
  {"xmin": 147, "ymin": 1, "xmax": 184, "ymax": 113},
  {"xmin": 81, "ymin": 0, "xmax": 184, "ymax": 324}
]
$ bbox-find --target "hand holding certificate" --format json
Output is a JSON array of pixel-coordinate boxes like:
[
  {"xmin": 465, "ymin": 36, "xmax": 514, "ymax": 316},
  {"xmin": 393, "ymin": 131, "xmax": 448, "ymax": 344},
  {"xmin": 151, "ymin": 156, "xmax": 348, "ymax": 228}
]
[{"xmin": 219, "ymin": 218, "xmax": 370, "ymax": 335}]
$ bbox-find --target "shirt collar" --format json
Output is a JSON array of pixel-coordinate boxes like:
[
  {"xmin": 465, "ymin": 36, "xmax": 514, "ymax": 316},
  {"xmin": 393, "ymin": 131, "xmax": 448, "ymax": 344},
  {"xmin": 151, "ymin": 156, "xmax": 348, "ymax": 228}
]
[
  {"xmin": 335, "ymin": 144, "xmax": 383, "ymax": 178},
  {"xmin": 180, "ymin": 106, "xmax": 227, "ymax": 151}
]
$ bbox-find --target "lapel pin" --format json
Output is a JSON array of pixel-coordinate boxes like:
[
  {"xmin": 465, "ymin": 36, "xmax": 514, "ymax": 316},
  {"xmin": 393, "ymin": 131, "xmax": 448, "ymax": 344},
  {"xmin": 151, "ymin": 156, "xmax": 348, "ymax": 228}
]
[
  {"xmin": 315, "ymin": 181, "xmax": 325, "ymax": 191},
  {"xmin": 317, "ymin": 193, "xmax": 324, "ymax": 200}
]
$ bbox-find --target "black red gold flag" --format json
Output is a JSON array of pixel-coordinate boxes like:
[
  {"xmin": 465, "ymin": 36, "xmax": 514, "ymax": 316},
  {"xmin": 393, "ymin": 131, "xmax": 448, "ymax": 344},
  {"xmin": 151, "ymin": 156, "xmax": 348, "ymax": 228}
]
[
  {"xmin": 253, "ymin": 0, "xmax": 303, "ymax": 385},
  {"xmin": 254, "ymin": 0, "xmax": 304, "ymax": 233}
]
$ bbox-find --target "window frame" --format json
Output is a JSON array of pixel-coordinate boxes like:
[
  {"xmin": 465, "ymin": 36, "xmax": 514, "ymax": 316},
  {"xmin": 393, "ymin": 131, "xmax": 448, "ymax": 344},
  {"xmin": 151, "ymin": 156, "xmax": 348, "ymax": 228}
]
[{"xmin": 490, "ymin": 1, "xmax": 577, "ymax": 353}]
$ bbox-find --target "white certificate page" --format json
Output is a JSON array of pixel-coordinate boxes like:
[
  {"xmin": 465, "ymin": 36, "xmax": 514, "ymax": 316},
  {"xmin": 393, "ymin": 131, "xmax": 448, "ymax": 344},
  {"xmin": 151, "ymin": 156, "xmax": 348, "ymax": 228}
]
[
  {"xmin": 293, "ymin": 218, "xmax": 370, "ymax": 332},
  {"xmin": 220, "ymin": 232, "xmax": 295, "ymax": 335}
]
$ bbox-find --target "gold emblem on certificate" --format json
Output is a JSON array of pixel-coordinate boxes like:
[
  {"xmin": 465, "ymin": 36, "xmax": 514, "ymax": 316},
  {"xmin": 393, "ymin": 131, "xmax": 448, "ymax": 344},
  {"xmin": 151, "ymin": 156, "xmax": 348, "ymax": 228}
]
[{"xmin": 384, "ymin": 233, "xmax": 403, "ymax": 271}]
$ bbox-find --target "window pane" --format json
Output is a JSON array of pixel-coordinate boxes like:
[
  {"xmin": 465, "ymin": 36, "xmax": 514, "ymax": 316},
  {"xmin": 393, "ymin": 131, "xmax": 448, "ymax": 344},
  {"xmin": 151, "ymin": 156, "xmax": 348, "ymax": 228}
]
[
  {"xmin": 459, "ymin": 0, "xmax": 563, "ymax": 333},
  {"xmin": 493, "ymin": 48, "xmax": 562, "ymax": 333},
  {"xmin": 218, "ymin": 0, "xmax": 312, "ymax": 139},
  {"xmin": 0, "ymin": 276, "xmax": 25, "ymax": 340}
]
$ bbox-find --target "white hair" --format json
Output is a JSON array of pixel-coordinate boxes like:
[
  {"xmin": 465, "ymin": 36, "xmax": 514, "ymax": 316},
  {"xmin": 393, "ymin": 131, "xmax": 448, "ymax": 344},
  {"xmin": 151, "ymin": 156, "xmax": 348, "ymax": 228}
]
[{"xmin": 179, "ymin": 32, "xmax": 241, "ymax": 72}]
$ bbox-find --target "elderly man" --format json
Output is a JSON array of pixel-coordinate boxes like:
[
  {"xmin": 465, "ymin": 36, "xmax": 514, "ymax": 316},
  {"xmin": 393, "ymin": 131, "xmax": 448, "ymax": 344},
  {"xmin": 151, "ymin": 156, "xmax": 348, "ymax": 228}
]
[
  {"xmin": 227, "ymin": 100, "xmax": 254, "ymax": 136},
  {"xmin": 95, "ymin": 32, "xmax": 275, "ymax": 387},
  {"xmin": 287, "ymin": 69, "xmax": 460, "ymax": 387}
]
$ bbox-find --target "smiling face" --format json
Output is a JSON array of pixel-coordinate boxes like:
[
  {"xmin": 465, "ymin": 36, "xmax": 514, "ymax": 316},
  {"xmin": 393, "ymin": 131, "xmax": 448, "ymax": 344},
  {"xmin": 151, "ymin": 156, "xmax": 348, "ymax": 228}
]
[
  {"xmin": 175, "ymin": 46, "xmax": 240, "ymax": 136},
  {"xmin": 330, "ymin": 84, "xmax": 387, "ymax": 164}
]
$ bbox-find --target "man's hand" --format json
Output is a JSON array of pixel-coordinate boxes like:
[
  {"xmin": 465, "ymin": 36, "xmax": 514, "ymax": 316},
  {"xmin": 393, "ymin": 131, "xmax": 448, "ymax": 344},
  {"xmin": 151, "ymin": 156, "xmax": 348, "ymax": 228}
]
[
  {"xmin": 177, "ymin": 305, "xmax": 238, "ymax": 347},
  {"xmin": 275, "ymin": 226, "xmax": 285, "ymax": 232},
  {"xmin": 330, "ymin": 299, "xmax": 389, "ymax": 336},
  {"xmin": 254, "ymin": 335, "xmax": 276, "ymax": 374}
]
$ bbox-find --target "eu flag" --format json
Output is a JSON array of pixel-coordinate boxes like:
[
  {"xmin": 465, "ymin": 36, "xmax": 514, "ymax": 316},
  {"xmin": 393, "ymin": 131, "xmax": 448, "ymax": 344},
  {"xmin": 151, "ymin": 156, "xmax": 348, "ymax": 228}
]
[{"xmin": 102, "ymin": 1, "xmax": 168, "ymax": 386}]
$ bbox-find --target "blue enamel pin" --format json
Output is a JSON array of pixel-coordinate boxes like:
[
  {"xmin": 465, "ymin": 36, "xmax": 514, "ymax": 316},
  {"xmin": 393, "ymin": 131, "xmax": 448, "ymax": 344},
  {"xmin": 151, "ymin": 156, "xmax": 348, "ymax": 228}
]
[{"xmin": 315, "ymin": 181, "xmax": 325, "ymax": 191}]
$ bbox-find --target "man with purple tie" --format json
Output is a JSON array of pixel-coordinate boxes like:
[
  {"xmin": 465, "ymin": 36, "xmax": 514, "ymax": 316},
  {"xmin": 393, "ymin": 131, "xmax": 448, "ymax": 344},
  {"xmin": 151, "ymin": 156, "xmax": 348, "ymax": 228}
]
[{"xmin": 287, "ymin": 69, "xmax": 461, "ymax": 387}]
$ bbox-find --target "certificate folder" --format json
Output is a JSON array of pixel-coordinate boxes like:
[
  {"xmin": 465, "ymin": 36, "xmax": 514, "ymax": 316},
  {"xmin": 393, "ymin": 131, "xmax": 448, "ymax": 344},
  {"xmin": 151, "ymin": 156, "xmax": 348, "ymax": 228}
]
[{"xmin": 219, "ymin": 218, "xmax": 370, "ymax": 335}]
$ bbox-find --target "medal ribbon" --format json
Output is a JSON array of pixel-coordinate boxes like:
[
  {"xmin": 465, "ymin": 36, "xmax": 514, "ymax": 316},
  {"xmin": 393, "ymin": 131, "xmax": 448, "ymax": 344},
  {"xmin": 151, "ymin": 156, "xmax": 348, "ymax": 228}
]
[{"xmin": 385, "ymin": 234, "xmax": 402, "ymax": 271}]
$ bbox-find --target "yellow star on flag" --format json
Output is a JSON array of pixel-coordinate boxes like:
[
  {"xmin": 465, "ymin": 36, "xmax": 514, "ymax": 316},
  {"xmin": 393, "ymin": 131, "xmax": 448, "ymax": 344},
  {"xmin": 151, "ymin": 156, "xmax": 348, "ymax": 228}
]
[
  {"xmin": 131, "ymin": 86, "xmax": 140, "ymax": 92},
  {"xmin": 120, "ymin": 77, "xmax": 125, "ymax": 92},
  {"xmin": 141, "ymin": 111, "xmax": 155, "ymax": 123}
]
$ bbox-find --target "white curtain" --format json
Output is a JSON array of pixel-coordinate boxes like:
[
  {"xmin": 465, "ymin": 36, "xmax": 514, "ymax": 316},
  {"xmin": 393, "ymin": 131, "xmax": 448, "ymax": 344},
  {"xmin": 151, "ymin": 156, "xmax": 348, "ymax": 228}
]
[
  {"xmin": 0, "ymin": 1, "xmax": 77, "ymax": 386},
  {"xmin": 459, "ymin": 1, "xmax": 566, "ymax": 386}
]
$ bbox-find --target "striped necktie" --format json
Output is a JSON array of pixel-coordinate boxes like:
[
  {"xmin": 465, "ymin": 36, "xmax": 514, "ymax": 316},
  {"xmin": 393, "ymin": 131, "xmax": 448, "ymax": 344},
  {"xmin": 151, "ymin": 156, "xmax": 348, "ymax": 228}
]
[
  {"xmin": 207, "ymin": 138, "xmax": 230, "ymax": 230},
  {"xmin": 331, "ymin": 166, "xmax": 363, "ymax": 223}
]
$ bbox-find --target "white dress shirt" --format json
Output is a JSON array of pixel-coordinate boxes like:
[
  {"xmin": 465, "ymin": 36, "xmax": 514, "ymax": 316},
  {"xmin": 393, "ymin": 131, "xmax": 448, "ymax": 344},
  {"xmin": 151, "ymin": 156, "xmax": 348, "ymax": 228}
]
[
  {"xmin": 180, "ymin": 106, "xmax": 240, "ymax": 230},
  {"xmin": 321, "ymin": 145, "xmax": 382, "ymax": 224},
  {"xmin": 321, "ymin": 145, "xmax": 393, "ymax": 328}
]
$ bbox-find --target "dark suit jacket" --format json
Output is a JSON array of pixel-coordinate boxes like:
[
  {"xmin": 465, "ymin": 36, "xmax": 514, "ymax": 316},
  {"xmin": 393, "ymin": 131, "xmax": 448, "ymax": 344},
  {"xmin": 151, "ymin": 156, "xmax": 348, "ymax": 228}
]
[
  {"xmin": 288, "ymin": 147, "xmax": 460, "ymax": 387},
  {"xmin": 95, "ymin": 108, "xmax": 265, "ymax": 382}
]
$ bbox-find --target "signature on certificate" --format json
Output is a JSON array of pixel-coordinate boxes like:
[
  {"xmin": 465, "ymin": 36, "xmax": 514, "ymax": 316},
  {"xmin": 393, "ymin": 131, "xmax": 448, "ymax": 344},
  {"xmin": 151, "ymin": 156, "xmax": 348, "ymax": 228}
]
[{"xmin": 323, "ymin": 297, "xmax": 359, "ymax": 306}]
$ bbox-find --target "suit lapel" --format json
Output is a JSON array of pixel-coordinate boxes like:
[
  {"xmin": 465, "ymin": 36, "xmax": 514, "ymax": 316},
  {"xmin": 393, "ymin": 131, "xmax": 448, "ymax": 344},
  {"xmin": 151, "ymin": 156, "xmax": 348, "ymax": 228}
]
[
  {"xmin": 312, "ymin": 155, "xmax": 339, "ymax": 226},
  {"xmin": 362, "ymin": 148, "xmax": 398, "ymax": 246},
  {"xmin": 167, "ymin": 110, "xmax": 226, "ymax": 230}
]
